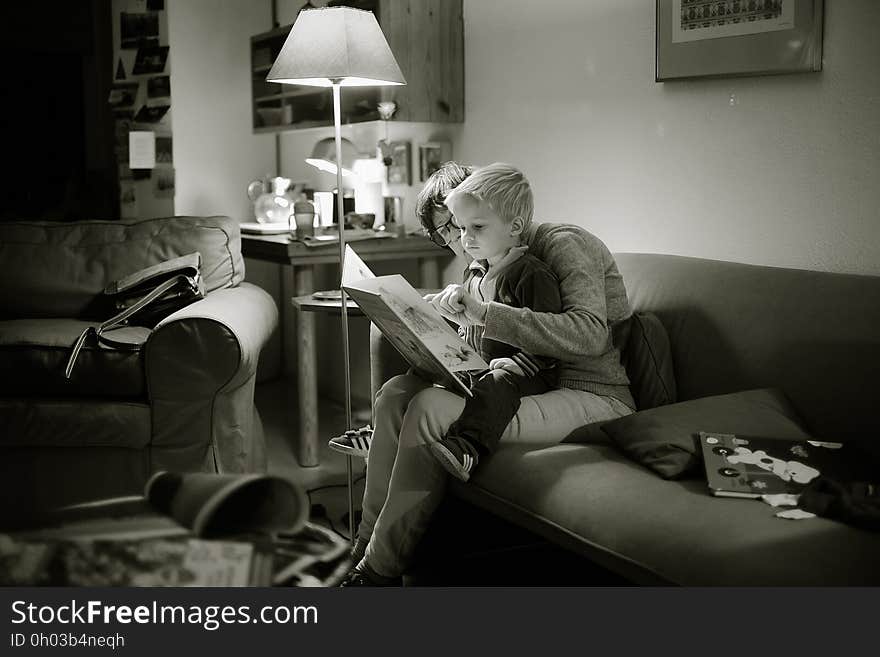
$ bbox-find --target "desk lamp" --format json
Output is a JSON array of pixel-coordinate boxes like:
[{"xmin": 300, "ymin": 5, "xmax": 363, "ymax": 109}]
[{"xmin": 267, "ymin": 7, "xmax": 405, "ymax": 544}]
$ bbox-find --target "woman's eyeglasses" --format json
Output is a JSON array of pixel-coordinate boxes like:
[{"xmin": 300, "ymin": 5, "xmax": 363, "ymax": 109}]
[
  {"xmin": 427, "ymin": 220, "xmax": 458, "ymax": 247},
  {"xmin": 425, "ymin": 203, "xmax": 460, "ymax": 247}
]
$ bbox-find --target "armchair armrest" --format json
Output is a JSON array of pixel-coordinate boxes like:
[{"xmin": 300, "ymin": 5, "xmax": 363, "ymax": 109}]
[
  {"xmin": 150, "ymin": 283, "xmax": 277, "ymax": 392},
  {"xmin": 144, "ymin": 282, "xmax": 278, "ymax": 474}
]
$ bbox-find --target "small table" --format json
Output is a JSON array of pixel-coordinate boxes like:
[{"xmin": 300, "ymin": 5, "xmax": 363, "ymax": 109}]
[{"xmin": 242, "ymin": 232, "xmax": 451, "ymax": 466}]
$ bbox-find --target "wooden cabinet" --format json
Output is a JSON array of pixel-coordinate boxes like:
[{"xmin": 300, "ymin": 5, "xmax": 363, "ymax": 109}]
[{"xmin": 250, "ymin": 0, "xmax": 463, "ymax": 132}]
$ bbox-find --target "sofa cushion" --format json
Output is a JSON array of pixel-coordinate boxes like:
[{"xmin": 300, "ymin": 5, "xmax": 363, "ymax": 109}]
[
  {"xmin": 622, "ymin": 312, "xmax": 676, "ymax": 410},
  {"xmin": 456, "ymin": 441, "xmax": 880, "ymax": 585},
  {"xmin": 0, "ymin": 216, "xmax": 244, "ymax": 319},
  {"xmin": 600, "ymin": 388, "xmax": 811, "ymax": 479},
  {"xmin": 0, "ymin": 319, "xmax": 149, "ymax": 398}
]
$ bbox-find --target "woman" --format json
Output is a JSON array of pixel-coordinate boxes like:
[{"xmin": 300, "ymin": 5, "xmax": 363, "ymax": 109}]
[{"xmin": 342, "ymin": 162, "xmax": 635, "ymax": 585}]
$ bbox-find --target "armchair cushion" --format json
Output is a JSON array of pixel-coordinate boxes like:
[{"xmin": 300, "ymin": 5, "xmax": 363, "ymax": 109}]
[
  {"xmin": 0, "ymin": 216, "xmax": 244, "ymax": 320},
  {"xmin": 0, "ymin": 319, "xmax": 149, "ymax": 398}
]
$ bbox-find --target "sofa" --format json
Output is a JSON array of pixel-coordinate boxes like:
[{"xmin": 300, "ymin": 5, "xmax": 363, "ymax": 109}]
[
  {"xmin": 371, "ymin": 251, "xmax": 880, "ymax": 585},
  {"xmin": 0, "ymin": 216, "xmax": 278, "ymax": 516}
]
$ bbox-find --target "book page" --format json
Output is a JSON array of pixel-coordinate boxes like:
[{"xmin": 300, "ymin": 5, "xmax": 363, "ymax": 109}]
[
  {"xmin": 342, "ymin": 243, "xmax": 376, "ymax": 285},
  {"xmin": 342, "ymin": 245, "xmax": 488, "ymax": 394},
  {"xmin": 352, "ymin": 276, "xmax": 486, "ymax": 373},
  {"xmin": 345, "ymin": 277, "xmax": 487, "ymax": 397}
]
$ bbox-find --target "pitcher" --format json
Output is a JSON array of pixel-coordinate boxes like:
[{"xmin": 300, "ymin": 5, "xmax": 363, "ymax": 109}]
[{"xmin": 247, "ymin": 176, "xmax": 298, "ymax": 224}]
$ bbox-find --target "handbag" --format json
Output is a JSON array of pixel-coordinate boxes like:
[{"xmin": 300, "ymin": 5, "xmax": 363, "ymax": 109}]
[{"xmin": 64, "ymin": 252, "xmax": 205, "ymax": 379}]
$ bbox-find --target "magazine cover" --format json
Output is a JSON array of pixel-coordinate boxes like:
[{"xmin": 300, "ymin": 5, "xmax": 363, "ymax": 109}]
[
  {"xmin": 699, "ymin": 432, "xmax": 864, "ymax": 498},
  {"xmin": 341, "ymin": 245, "xmax": 488, "ymax": 396}
]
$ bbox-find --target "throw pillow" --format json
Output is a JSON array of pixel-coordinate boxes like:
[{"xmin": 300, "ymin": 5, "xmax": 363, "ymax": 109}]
[
  {"xmin": 623, "ymin": 312, "xmax": 677, "ymax": 410},
  {"xmin": 601, "ymin": 388, "xmax": 812, "ymax": 479}
]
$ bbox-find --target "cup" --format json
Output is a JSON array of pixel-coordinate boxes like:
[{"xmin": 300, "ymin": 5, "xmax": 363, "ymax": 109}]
[
  {"xmin": 293, "ymin": 211, "xmax": 315, "ymax": 237},
  {"xmin": 293, "ymin": 199, "xmax": 315, "ymax": 237}
]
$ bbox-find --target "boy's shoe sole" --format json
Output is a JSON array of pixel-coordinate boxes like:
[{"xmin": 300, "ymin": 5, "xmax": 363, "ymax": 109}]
[{"xmin": 429, "ymin": 442, "xmax": 473, "ymax": 482}]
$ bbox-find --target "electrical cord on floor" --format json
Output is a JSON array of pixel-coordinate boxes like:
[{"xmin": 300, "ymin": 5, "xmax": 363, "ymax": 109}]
[
  {"xmin": 305, "ymin": 473, "xmax": 366, "ymax": 498},
  {"xmin": 306, "ymin": 474, "xmax": 366, "ymax": 541}
]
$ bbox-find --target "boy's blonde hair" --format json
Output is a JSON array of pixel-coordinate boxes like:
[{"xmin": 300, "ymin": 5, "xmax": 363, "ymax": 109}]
[{"xmin": 446, "ymin": 162, "xmax": 533, "ymax": 227}]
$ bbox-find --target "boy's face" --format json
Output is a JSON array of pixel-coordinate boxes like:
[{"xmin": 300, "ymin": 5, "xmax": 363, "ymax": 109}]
[{"xmin": 446, "ymin": 194, "xmax": 522, "ymax": 262}]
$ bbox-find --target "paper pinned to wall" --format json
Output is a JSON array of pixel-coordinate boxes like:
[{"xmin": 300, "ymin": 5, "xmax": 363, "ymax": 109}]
[{"xmin": 129, "ymin": 131, "xmax": 156, "ymax": 169}]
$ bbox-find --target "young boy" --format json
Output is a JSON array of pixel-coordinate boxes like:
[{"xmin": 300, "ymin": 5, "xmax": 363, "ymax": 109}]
[{"xmin": 427, "ymin": 163, "xmax": 561, "ymax": 481}]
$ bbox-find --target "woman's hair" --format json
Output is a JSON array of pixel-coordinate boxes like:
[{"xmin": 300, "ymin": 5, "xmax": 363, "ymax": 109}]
[
  {"xmin": 445, "ymin": 162, "xmax": 533, "ymax": 228},
  {"xmin": 414, "ymin": 161, "xmax": 474, "ymax": 232}
]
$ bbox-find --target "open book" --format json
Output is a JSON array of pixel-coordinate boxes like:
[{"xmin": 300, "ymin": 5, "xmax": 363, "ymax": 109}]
[{"xmin": 341, "ymin": 245, "xmax": 488, "ymax": 396}]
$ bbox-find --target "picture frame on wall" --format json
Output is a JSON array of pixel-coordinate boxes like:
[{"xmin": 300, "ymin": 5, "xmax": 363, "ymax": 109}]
[
  {"xmin": 386, "ymin": 141, "xmax": 412, "ymax": 185},
  {"xmin": 655, "ymin": 0, "xmax": 824, "ymax": 81},
  {"xmin": 418, "ymin": 142, "xmax": 452, "ymax": 183}
]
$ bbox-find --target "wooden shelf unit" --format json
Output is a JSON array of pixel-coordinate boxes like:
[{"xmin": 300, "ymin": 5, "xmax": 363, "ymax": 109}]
[{"xmin": 249, "ymin": 0, "xmax": 464, "ymax": 132}]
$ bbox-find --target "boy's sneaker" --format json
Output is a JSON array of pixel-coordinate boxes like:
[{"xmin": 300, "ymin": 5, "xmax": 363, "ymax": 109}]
[
  {"xmin": 429, "ymin": 434, "xmax": 480, "ymax": 482},
  {"xmin": 339, "ymin": 562, "xmax": 402, "ymax": 587},
  {"xmin": 328, "ymin": 425, "xmax": 373, "ymax": 457}
]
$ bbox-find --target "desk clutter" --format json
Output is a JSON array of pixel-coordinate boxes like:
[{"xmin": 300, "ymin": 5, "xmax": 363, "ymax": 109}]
[
  {"xmin": 240, "ymin": 224, "xmax": 402, "ymax": 249},
  {"xmin": 0, "ymin": 472, "xmax": 350, "ymax": 587}
]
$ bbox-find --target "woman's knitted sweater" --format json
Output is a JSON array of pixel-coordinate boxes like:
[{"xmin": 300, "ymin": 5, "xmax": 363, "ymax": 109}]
[{"xmin": 480, "ymin": 222, "xmax": 635, "ymax": 409}]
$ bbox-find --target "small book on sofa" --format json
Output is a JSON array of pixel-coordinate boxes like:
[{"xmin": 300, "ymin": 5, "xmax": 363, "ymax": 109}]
[
  {"xmin": 341, "ymin": 244, "xmax": 488, "ymax": 397},
  {"xmin": 699, "ymin": 432, "xmax": 867, "ymax": 498}
]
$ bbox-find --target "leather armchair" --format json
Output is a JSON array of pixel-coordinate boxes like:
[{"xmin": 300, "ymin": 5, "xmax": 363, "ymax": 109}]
[{"xmin": 0, "ymin": 216, "xmax": 278, "ymax": 515}]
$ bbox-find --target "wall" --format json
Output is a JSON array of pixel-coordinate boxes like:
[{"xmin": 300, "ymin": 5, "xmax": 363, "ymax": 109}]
[
  {"xmin": 111, "ymin": 0, "xmax": 174, "ymax": 220},
  {"xmin": 457, "ymin": 0, "xmax": 880, "ymax": 276},
  {"xmin": 168, "ymin": 0, "xmax": 277, "ymax": 221},
  {"xmin": 167, "ymin": 0, "xmax": 460, "ymax": 397}
]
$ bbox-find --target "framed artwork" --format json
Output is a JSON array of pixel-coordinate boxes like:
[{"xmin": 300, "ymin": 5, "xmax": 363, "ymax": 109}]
[
  {"xmin": 386, "ymin": 141, "xmax": 412, "ymax": 185},
  {"xmin": 655, "ymin": 0, "xmax": 824, "ymax": 81},
  {"xmin": 418, "ymin": 142, "xmax": 452, "ymax": 182}
]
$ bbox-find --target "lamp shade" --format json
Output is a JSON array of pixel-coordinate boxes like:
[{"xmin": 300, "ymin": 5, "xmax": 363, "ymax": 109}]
[
  {"xmin": 266, "ymin": 7, "xmax": 406, "ymax": 87},
  {"xmin": 305, "ymin": 137, "xmax": 359, "ymax": 176}
]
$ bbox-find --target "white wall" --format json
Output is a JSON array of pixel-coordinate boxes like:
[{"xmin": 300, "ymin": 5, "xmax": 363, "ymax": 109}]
[
  {"xmin": 168, "ymin": 0, "xmax": 276, "ymax": 221},
  {"xmin": 457, "ymin": 0, "xmax": 880, "ymax": 275}
]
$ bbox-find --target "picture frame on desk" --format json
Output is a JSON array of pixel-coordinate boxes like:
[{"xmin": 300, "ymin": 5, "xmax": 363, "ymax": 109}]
[{"xmin": 655, "ymin": 0, "xmax": 824, "ymax": 81}]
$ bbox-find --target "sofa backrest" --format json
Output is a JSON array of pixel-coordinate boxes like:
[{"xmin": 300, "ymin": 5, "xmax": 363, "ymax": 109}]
[
  {"xmin": 0, "ymin": 216, "xmax": 244, "ymax": 319},
  {"xmin": 614, "ymin": 253, "xmax": 880, "ymax": 444}
]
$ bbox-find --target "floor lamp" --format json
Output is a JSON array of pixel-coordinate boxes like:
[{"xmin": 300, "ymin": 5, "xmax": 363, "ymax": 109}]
[{"xmin": 267, "ymin": 7, "xmax": 405, "ymax": 545}]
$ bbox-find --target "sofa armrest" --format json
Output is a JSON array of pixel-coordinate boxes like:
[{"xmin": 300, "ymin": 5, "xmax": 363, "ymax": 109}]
[{"xmin": 144, "ymin": 282, "xmax": 278, "ymax": 473}]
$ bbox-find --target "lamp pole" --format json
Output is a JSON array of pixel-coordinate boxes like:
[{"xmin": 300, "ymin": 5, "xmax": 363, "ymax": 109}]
[
  {"xmin": 332, "ymin": 80, "xmax": 356, "ymax": 547},
  {"xmin": 332, "ymin": 81, "xmax": 352, "ymax": 434}
]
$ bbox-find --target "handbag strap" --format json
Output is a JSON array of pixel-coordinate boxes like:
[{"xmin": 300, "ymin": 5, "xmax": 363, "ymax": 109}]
[
  {"xmin": 104, "ymin": 274, "xmax": 192, "ymax": 330},
  {"xmin": 64, "ymin": 275, "xmax": 194, "ymax": 379}
]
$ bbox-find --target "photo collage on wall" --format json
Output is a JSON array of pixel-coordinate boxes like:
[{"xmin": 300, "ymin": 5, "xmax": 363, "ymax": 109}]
[{"xmin": 111, "ymin": 0, "xmax": 173, "ymax": 218}]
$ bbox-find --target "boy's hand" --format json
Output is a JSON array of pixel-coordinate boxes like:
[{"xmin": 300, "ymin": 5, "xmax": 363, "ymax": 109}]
[
  {"xmin": 489, "ymin": 358, "xmax": 526, "ymax": 376},
  {"xmin": 424, "ymin": 285, "xmax": 488, "ymax": 326}
]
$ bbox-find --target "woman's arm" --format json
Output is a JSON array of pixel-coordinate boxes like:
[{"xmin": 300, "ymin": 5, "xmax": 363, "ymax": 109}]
[
  {"xmin": 506, "ymin": 265, "xmax": 563, "ymax": 369},
  {"xmin": 483, "ymin": 229, "xmax": 612, "ymax": 360}
]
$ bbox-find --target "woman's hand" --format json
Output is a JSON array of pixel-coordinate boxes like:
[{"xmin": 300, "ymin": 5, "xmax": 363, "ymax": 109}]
[
  {"xmin": 489, "ymin": 358, "xmax": 526, "ymax": 376},
  {"xmin": 423, "ymin": 284, "xmax": 487, "ymax": 326}
]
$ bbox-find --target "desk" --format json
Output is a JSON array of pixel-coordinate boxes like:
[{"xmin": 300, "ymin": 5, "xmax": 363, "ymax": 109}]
[{"xmin": 242, "ymin": 233, "xmax": 450, "ymax": 466}]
